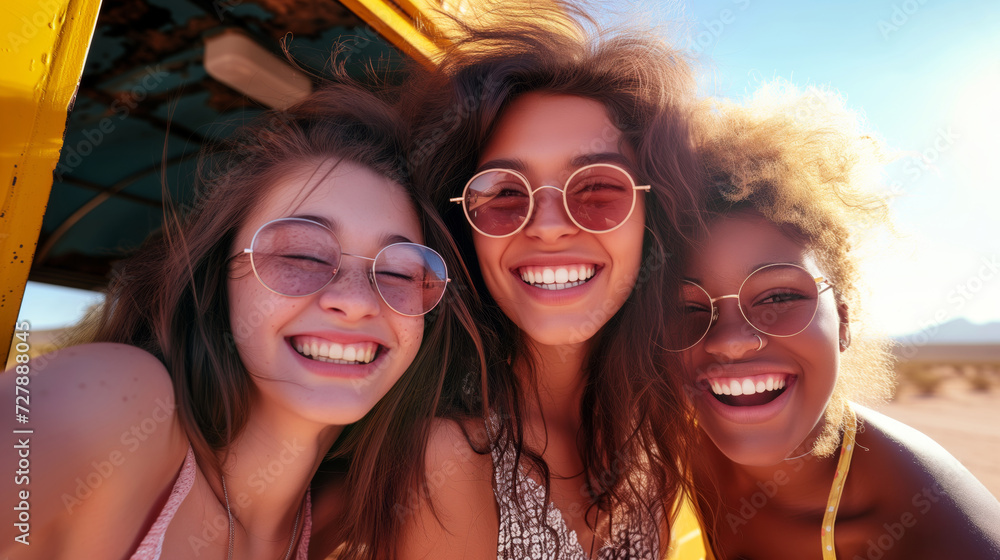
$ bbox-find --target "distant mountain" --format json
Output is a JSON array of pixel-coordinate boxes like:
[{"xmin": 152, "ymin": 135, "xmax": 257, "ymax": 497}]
[{"xmin": 893, "ymin": 319, "xmax": 1000, "ymax": 345}]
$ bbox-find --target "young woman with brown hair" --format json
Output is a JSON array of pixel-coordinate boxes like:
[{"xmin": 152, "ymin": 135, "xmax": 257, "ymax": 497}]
[
  {"xmin": 398, "ymin": 7, "xmax": 705, "ymax": 558},
  {"xmin": 669, "ymin": 82, "xmax": 1000, "ymax": 559},
  {"xmin": 0, "ymin": 80, "xmax": 479, "ymax": 560}
]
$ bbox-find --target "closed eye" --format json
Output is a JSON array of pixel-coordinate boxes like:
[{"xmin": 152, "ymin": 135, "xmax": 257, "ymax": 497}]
[
  {"xmin": 282, "ymin": 254, "xmax": 334, "ymax": 266},
  {"xmin": 375, "ymin": 270, "xmax": 419, "ymax": 282},
  {"xmin": 577, "ymin": 180, "xmax": 627, "ymax": 193},
  {"xmin": 494, "ymin": 187, "xmax": 528, "ymax": 198}
]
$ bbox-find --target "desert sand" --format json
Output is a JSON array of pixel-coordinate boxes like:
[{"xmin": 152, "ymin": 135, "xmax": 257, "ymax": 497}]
[{"xmin": 877, "ymin": 383, "xmax": 1000, "ymax": 500}]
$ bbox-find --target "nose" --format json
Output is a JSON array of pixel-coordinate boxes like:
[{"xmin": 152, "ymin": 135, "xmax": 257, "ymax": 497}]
[
  {"xmin": 316, "ymin": 261, "xmax": 382, "ymax": 321},
  {"xmin": 522, "ymin": 185, "xmax": 577, "ymax": 242},
  {"xmin": 701, "ymin": 299, "xmax": 761, "ymax": 360}
]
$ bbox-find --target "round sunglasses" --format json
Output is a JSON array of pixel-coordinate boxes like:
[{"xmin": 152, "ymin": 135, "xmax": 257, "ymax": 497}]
[
  {"xmin": 450, "ymin": 163, "xmax": 650, "ymax": 238},
  {"xmin": 237, "ymin": 217, "xmax": 449, "ymax": 317},
  {"xmin": 664, "ymin": 263, "xmax": 833, "ymax": 352}
]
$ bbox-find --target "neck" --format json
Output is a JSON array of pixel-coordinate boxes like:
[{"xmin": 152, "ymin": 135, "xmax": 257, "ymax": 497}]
[
  {"xmin": 704, "ymin": 434, "xmax": 842, "ymax": 515},
  {"xmin": 216, "ymin": 398, "xmax": 343, "ymax": 547},
  {"xmin": 518, "ymin": 340, "xmax": 589, "ymax": 429}
]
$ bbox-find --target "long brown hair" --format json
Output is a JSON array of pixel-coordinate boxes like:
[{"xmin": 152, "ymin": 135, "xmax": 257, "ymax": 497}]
[
  {"xmin": 87, "ymin": 80, "xmax": 483, "ymax": 559},
  {"xmin": 402, "ymin": 4, "xmax": 704, "ymax": 551}
]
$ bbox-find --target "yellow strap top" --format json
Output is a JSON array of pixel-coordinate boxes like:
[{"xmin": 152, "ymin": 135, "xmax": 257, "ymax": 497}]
[
  {"xmin": 666, "ymin": 408, "xmax": 859, "ymax": 560},
  {"xmin": 821, "ymin": 407, "xmax": 858, "ymax": 559},
  {"xmin": 664, "ymin": 493, "xmax": 709, "ymax": 560}
]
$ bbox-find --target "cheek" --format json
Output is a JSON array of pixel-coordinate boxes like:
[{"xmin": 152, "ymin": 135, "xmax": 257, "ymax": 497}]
[
  {"xmin": 387, "ymin": 317, "xmax": 425, "ymax": 381},
  {"xmin": 609, "ymin": 223, "xmax": 646, "ymax": 291},
  {"xmin": 798, "ymin": 306, "xmax": 843, "ymax": 392},
  {"xmin": 811, "ymin": 304, "xmax": 843, "ymax": 350},
  {"xmin": 397, "ymin": 317, "xmax": 424, "ymax": 351},
  {"xmin": 228, "ymin": 277, "xmax": 290, "ymax": 369}
]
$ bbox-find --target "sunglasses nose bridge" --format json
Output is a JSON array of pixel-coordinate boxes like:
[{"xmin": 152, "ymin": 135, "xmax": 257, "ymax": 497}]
[
  {"xmin": 532, "ymin": 184, "xmax": 564, "ymax": 194},
  {"xmin": 707, "ymin": 293, "xmax": 754, "ymax": 332},
  {"xmin": 337, "ymin": 251, "xmax": 379, "ymax": 289},
  {"xmin": 531, "ymin": 184, "xmax": 566, "ymax": 209},
  {"xmin": 699, "ymin": 293, "xmax": 765, "ymax": 357},
  {"xmin": 314, "ymin": 257, "xmax": 384, "ymax": 320},
  {"xmin": 525, "ymin": 184, "xmax": 577, "ymax": 229}
]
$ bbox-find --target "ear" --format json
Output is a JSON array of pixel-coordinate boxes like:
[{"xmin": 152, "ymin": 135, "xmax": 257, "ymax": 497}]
[{"xmin": 838, "ymin": 302, "xmax": 851, "ymax": 352}]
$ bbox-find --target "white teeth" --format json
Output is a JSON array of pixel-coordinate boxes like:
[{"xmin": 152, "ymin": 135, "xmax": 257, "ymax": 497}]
[
  {"xmin": 730, "ymin": 380, "xmax": 743, "ymax": 396},
  {"xmin": 294, "ymin": 338, "xmax": 377, "ymax": 364},
  {"xmin": 709, "ymin": 375, "xmax": 789, "ymax": 397},
  {"xmin": 520, "ymin": 265, "xmax": 595, "ymax": 290},
  {"xmin": 537, "ymin": 281, "xmax": 586, "ymax": 290}
]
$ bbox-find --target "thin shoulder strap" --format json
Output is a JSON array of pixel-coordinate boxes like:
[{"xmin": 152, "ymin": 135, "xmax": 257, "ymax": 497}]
[
  {"xmin": 130, "ymin": 446, "xmax": 197, "ymax": 560},
  {"xmin": 821, "ymin": 408, "xmax": 858, "ymax": 559}
]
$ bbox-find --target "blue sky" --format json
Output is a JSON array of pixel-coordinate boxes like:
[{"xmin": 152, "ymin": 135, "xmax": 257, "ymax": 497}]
[
  {"xmin": 17, "ymin": 0, "xmax": 1000, "ymax": 338},
  {"xmin": 648, "ymin": 0, "xmax": 1000, "ymax": 337}
]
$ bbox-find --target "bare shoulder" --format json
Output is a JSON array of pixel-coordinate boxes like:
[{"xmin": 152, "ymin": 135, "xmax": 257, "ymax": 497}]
[
  {"xmin": 8, "ymin": 342, "xmax": 181, "ymax": 445},
  {"xmin": 425, "ymin": 416, "xmax": 495, "ymax": 482},
  {"xmin": 396, "ymin": 417, "xmax": 498, "ymax": 560},
  {"xmin": 853, "ymin": 404, "xmax": 1000, "ymax": 557},
  {"xmin": 1, "ymin": 343, "xmax": 187, "ymax": 554}
]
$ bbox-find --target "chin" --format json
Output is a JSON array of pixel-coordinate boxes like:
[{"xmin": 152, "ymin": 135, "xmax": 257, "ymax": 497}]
[
  {"xmin": 710, "ymin": 436, "xmax": 798, "ymax": 467},
  {"xmin": 520, "ymin": 327, "xmax": 594, "ymax": 349},
  {"xmin": 300, "ymin": 398, "xmax": 383, "ymax": 427},
  {"xmin": 698, "ymin": 415, "xmax": 810, "ymax": 467}
]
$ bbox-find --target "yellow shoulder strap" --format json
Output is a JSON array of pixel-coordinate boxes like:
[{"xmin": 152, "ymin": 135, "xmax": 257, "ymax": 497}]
[{"xmin": 664, "ymin": 492, "xmax": 713, "ymax": 560}]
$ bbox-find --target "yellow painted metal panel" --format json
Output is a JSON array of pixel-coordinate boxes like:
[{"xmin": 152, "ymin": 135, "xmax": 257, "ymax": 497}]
[
  {"xmin": 338, "ymin": 0, "xmax": 445, "ymax": 68},
  {"xmin": 379, "ymin": 0, "xmax": 577, "ymax": 58},
  {"xmin": 1, "ymin": 0, "xmax": 103, "ymax": 362}
]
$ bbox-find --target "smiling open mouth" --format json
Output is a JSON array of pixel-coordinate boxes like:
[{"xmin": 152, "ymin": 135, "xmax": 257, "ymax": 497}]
[
  {"xmin": 291, "ymin": 337, "xmax": 379, "ymax": 365},
  {"xmin": 706, "ymin": 374, "xmax": 792, "ymax": 407},
  {"xmin": 518, "ymin": 265, "xmax": 596, "ymax": 291}
]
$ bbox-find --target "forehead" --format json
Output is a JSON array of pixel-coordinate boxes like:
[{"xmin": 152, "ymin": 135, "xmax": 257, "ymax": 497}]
[
  {"xmin": 243, "ymin": 159, "xmax": 420, "ymax": 244},
  {"xmin": 478, "ymin": 92, "xmax": 623, "ymax": 167},
  {"xmin": 685, "ymin": 211, "xmax": 817, "ymax": 281}
]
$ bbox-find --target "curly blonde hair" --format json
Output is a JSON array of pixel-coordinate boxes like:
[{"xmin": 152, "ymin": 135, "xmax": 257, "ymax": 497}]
[{"xmin": 693, "ymin": 81, "xmax": 897, "ymax": 455}]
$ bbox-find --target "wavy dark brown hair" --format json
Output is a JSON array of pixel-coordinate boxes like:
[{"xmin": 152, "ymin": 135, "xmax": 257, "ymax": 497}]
[
  {"xmin": 84, "ymin": 80, "xmax": 483, "ymax": 559},
  {"xmin": 401, "ymin": 3, "xmax": 704, "ymax": 553}
]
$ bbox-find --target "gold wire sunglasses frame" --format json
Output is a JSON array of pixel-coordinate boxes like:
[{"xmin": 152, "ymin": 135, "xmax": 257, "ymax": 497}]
[
  {"xmin": 238, "ymin": 217, "xmax": 450, "ymax": 317},
  {"xmin": 450, "ymin": 163, "xmax": 651, "ymax": 238},
  {"xmin": 665, "ymin": 262, "xmax": 833, "ymax": 352}
]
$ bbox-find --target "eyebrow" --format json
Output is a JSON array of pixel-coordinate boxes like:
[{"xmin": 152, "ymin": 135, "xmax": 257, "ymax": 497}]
[
  {"xmin": 683, "ymin": 261, "xmax": 810, "ymax": 284},
  {"xmin": 290, "ymin": 214, "xmax": 415, "ymax": 247},
  {"xmin": 474, "ymin": 152, "xmax": 636, "ymax": 177},
  {"xmin": 570, "ymin": 152, "xmax": 635, "ymax": 170},
  {"xmin": 474, "ymin": 158, "xmax": 527, "ymax": 175}
]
